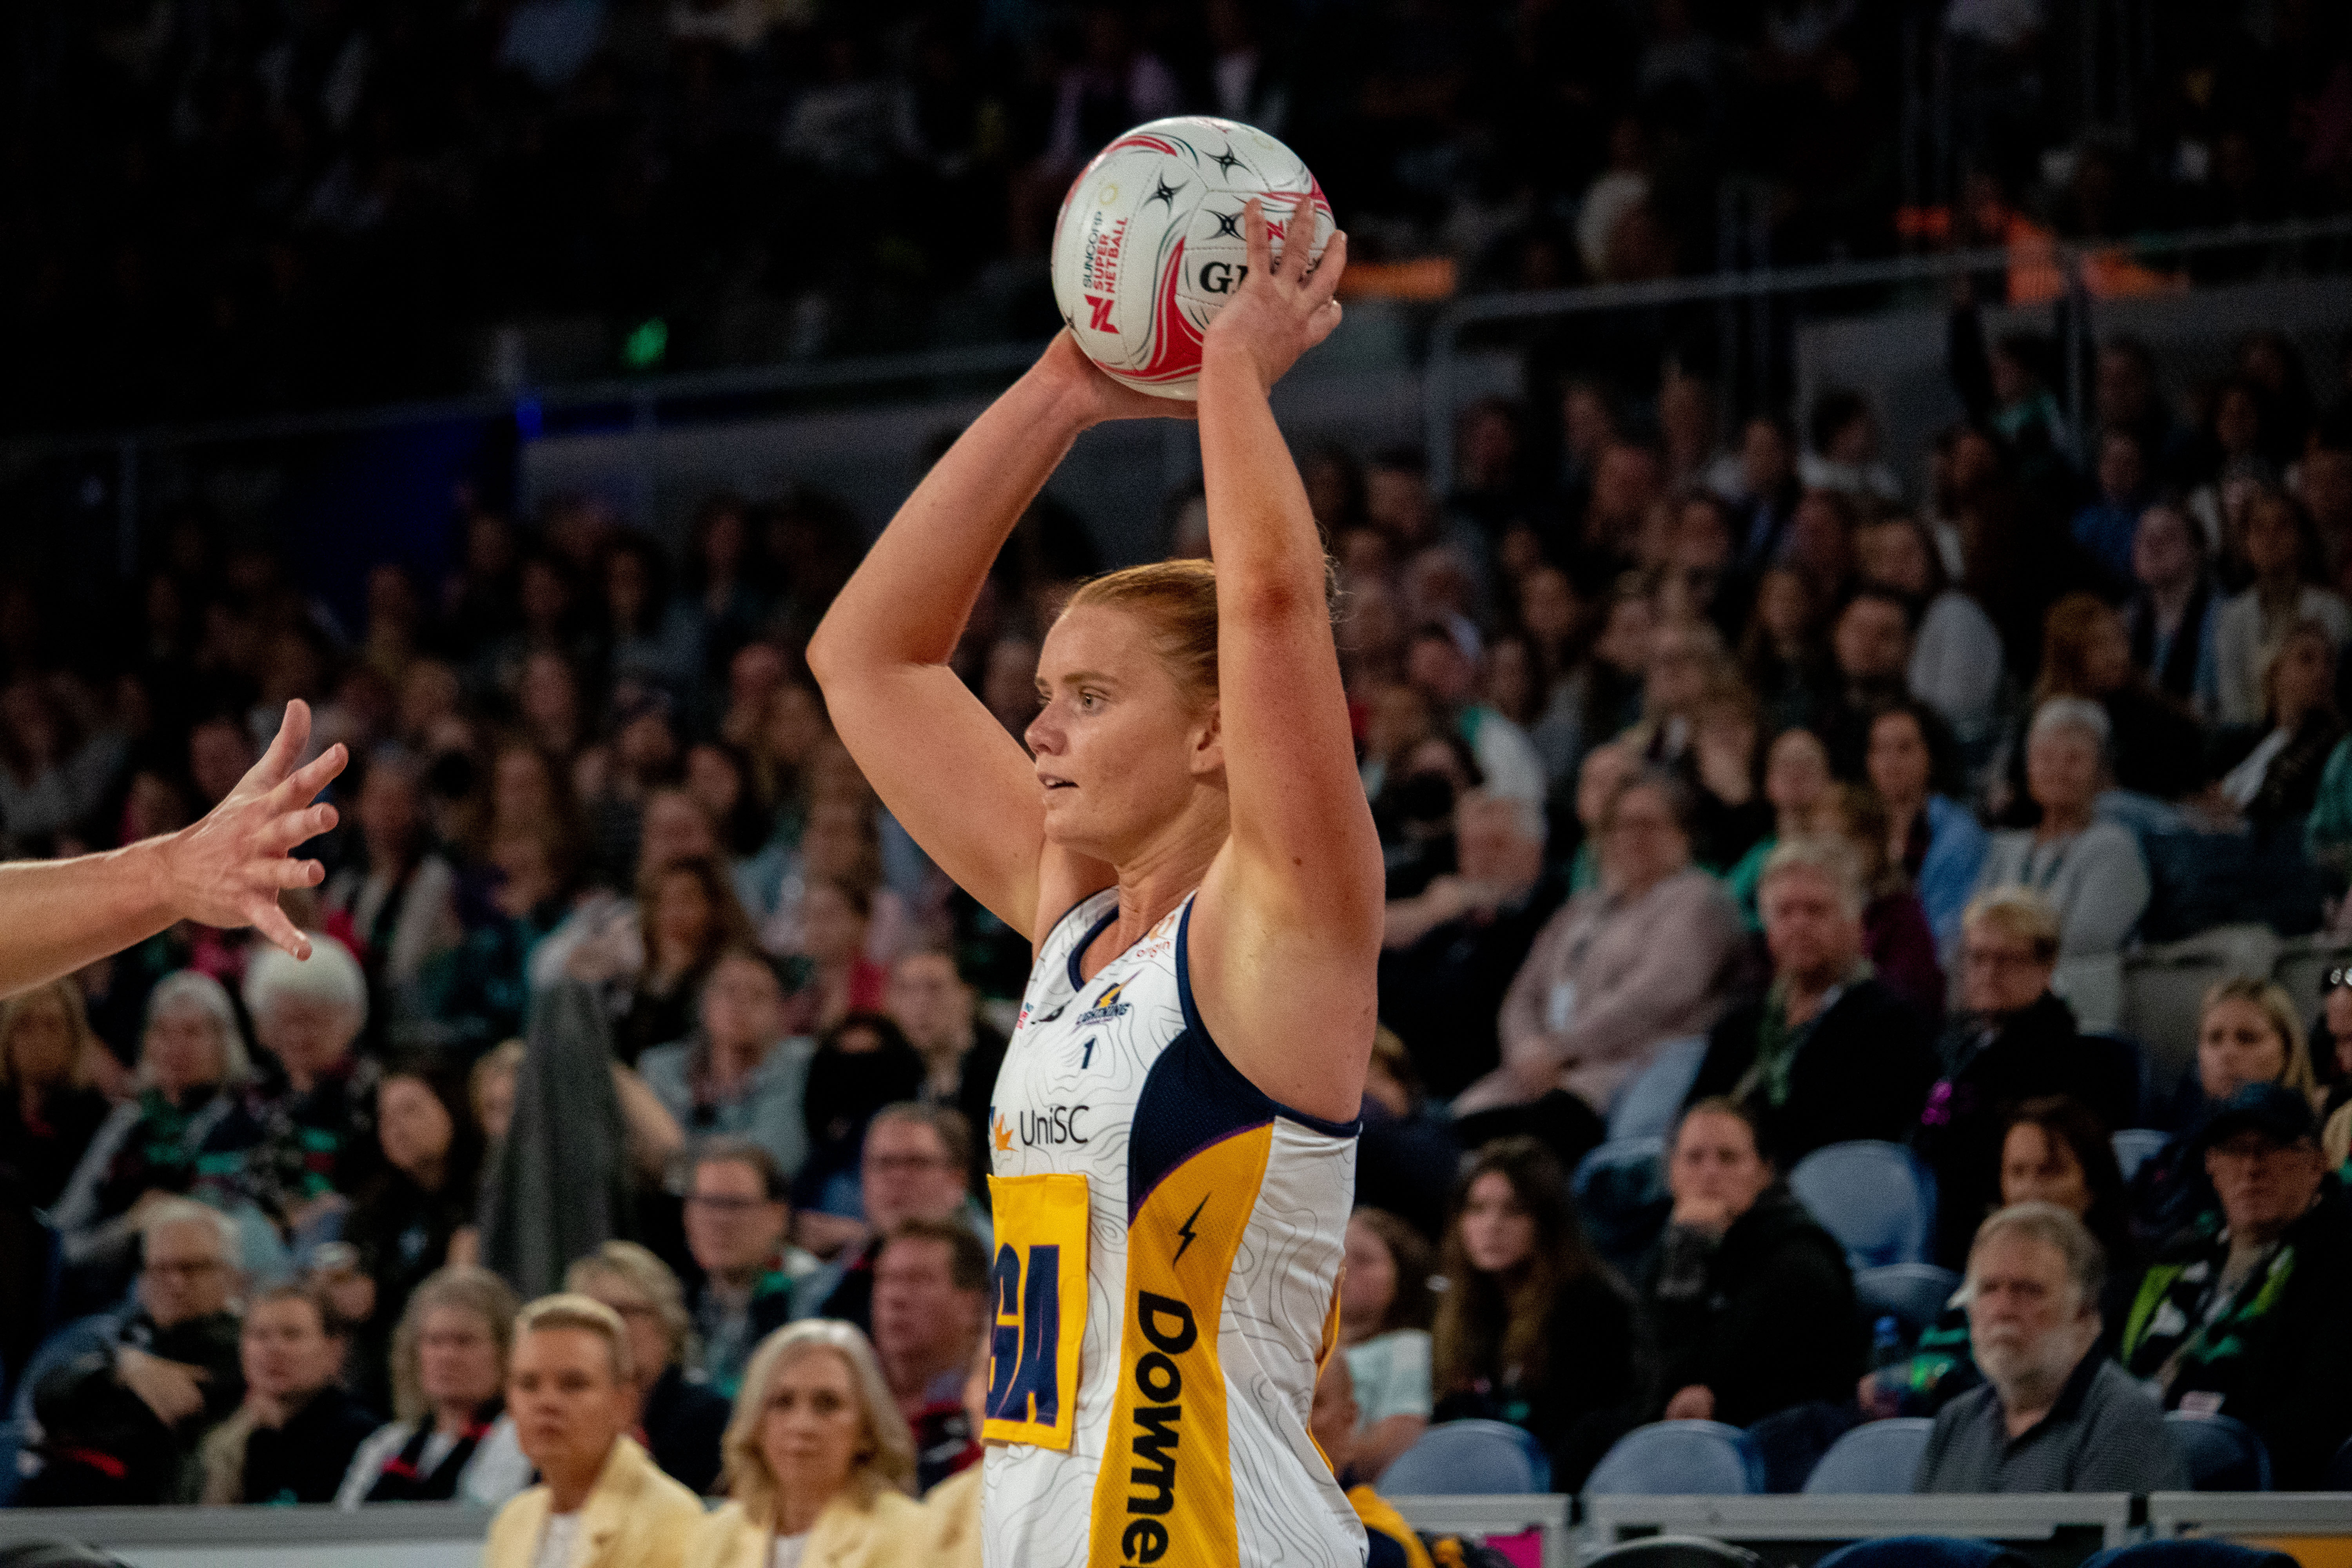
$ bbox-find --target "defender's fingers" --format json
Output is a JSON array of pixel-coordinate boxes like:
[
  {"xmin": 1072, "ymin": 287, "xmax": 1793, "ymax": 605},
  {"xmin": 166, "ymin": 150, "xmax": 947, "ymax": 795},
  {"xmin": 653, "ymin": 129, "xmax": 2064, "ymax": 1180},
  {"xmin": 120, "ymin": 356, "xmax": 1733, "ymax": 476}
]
[
  {"xmin": 246, "ymin": 699, "xmax": 313, "ymax": 788},
  {"xmin": 263, "ymin": 742, "xmax": 347, "ymax": 816},
  {"xmin": 251, "ymin": 901, "xmax": 313, "ymax": 961},
  {"xmin": 1283, "ymin": 193, "xmax": 1319, "ymax": 283},
  {"xmin": 262, "ymin": 802, "xmax": 339, "ymax": 855},
  {"xmin": 272, "ymin": 856, "xmax": 327, "ymax": 890}
]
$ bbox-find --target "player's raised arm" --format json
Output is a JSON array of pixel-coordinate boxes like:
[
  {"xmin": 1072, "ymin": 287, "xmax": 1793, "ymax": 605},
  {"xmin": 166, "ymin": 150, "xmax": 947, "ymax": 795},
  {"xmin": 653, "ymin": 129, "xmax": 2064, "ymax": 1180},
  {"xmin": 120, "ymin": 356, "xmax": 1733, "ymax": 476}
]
[
  {"xmin": 805, "ymin": 336, "xmax": 1188, "ymax": 940},
  {"xmin": 0, "ymin": 700, "xmax": 345, "ymax": 999},
  {"xmin": 1189, "ymin": 197, "xmax": 1385, "ymax": 1118}
]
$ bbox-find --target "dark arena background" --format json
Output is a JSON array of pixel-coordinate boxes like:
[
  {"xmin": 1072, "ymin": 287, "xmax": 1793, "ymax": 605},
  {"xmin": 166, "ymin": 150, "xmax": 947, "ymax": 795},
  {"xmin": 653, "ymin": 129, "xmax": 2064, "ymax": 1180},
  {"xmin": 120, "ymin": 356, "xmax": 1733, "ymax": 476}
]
[{"xmin": 3, "ymin": 1, "xmax": 2352, "ymax": 1565}]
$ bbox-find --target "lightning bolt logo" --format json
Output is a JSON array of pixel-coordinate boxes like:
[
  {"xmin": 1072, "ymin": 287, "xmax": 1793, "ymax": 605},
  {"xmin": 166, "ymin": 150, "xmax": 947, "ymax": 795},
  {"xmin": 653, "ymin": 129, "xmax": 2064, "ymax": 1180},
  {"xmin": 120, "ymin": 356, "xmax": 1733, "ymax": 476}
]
[{"xmin": 1173, "ymin": 1193, "xmax": 1209, "ymax": 1263}]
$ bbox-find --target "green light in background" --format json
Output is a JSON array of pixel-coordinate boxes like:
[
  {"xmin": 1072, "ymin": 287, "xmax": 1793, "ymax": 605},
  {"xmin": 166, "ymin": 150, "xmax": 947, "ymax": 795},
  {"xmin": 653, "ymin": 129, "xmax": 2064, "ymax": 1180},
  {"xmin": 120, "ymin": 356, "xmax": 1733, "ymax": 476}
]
[{"xmin": 623, "ymin": 317, "xmax": 668, "ymax": 369}]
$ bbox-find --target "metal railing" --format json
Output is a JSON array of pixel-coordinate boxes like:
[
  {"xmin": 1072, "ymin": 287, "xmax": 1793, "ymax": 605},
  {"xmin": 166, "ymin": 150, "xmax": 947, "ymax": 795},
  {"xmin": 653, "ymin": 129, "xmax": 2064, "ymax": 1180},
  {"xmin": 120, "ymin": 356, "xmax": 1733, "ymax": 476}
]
[{"xmin": 1421, "ymin": 211, "xmax": 2352, "ymax": 500}]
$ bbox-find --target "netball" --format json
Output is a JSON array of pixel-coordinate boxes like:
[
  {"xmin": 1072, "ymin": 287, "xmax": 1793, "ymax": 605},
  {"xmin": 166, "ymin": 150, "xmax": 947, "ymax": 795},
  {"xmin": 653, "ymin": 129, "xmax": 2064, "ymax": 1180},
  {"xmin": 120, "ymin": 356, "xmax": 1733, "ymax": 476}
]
[{"xmin": 1049, "ymin": 115, "xmax": 1334, "ymax": 399}]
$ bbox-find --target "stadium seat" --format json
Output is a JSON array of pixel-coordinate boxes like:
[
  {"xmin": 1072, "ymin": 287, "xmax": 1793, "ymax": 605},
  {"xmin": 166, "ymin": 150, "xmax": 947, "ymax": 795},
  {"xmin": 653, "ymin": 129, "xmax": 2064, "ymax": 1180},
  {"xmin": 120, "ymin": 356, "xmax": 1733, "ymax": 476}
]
[
  {"xmin": 1573, "ymin": 1136, "xmax": 1671, "ymax": 1275},
  {"xmin": 2121, "ymin": 935, "xmax": 2266, "ymax": 1089},
  {"xmin": 2270, "ymin": 935, "xmax": 2352, "ymax": 1027},
  {"xmin": 2164, "ymin": 1411, "xmax": 2271, "ymax": 1491},
  {"xmin": 1851, "ymin": 1263, "xmax": 1961, "ymax": 1341},
  {"xmin": 2327, "ymin": 1433, "xmax": 2352, "ymax": 1490},
  {"xmin": 1381, "ymin": 1419, "xmax": 1552, "ymax": 1496},
  {"xmin": 1608, "ymin": 1036, "xmax": 1708, "ymax": 1142},
  {"xmin": 2111, "ymin": 1129, "xmax": 2171, "ymax": 1184},
  {"xmin": 2079, "ymin": 1544, "xmax": 2299, "ymax": 1568},
  {"xmin": 1585, "ymin": 1421, "xmax": 1762, "ymax": 1497},
  {"xmin": 1815, "ymin": 1541, "xmax": 2033, "ymax": 1568},
  {"xmin": 1801, "ymin": 1418, "xmax": 1934, "ymax": 1494},
  {"xmin": 1787, "ymin": 1142, "xmax": 1935, "ymax": 1268},
  {"xmin": 1584, "ymin": 1539, "xmax": 1762, "ymax": 1566}
]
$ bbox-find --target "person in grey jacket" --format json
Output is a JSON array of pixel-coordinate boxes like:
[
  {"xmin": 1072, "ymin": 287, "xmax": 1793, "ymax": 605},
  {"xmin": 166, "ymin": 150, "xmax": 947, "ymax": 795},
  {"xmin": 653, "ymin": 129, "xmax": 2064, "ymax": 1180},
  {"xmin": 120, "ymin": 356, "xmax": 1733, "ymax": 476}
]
[
  {"xmin": 1976, "ymin": 699, "xmax": 2149, "ymax": 1027},
  {"xmin": 1915, "ymin": 1203, "xmax": 2185, "ymax": 1494}
]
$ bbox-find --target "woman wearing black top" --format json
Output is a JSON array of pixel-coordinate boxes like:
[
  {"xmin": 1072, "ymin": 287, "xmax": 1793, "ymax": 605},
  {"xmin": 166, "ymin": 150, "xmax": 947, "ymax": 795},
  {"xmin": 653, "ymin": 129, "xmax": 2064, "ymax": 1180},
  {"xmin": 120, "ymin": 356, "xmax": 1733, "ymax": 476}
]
[
  {"xmin": 342, "ymin": 1061, "xmax": 486, "ymax": 1405},
  {"xmin": 0, "ymin": 978, "xmax": 114, "ymax": 1209},
  {"xmin": 1431, "ymin": 1137, "xmax": 1643, "ymax": 1490}
]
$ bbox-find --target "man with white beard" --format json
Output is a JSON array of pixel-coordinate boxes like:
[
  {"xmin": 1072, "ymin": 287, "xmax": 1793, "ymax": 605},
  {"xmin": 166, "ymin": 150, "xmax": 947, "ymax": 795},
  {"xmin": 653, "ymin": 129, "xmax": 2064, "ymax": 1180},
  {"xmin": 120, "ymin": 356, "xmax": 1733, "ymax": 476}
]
[{"xmin": 1914, "ymin": 1203, "xmax": 2185, "ymax": 1493}]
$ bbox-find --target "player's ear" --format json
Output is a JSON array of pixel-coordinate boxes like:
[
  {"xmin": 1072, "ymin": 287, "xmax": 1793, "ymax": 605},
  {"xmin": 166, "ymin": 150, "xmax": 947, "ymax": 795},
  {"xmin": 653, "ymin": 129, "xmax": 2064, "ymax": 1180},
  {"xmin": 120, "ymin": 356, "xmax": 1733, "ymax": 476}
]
[{"xmin": 1189, "ymin": 699, "xmax": 1224, "ymax": 776}]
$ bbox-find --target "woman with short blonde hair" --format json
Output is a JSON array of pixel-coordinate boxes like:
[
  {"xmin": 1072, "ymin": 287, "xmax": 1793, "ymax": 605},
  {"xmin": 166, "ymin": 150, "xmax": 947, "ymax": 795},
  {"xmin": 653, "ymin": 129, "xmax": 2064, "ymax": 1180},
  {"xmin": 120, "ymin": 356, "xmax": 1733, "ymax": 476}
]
[{"xmin": 687, "ymin": 1321, "xmax": 922, "ymax": 1568}]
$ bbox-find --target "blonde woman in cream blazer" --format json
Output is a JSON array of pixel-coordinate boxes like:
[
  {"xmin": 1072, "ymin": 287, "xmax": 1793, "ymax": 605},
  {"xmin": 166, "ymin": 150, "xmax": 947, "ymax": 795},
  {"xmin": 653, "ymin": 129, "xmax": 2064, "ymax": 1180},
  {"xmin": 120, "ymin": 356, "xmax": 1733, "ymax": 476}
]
[{"xmin": 684, "ymin": 1321, "xmax": 924, "ymax": 1568}]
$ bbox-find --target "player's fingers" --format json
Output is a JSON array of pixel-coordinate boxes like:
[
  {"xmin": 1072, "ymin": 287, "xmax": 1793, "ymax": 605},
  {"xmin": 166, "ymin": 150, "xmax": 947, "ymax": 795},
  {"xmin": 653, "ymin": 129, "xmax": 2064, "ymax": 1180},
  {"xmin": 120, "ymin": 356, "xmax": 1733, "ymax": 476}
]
[
  {"xmin": 1305, "ymin": 230, "xmax": 1349, "ymax": 307},
  {"xmin": 272, "ymin": 856, "xmax": 326, "ymax": 890},
  {"xmin": 1285, "ymin": 192, "xmax": 1318, "ymax": 285},
  {"xmin": 247, "ymin": 700, "xmax": 311, "ymax": 788},
  {"xmin": 259, "ymin": 742, "xmax": 345, "ymax": 821},
  {"xmin": 250, "ymin": 901, "xmax": 312, "ymax": 961},
  {"xmin": 1242, "ymin": 197, "xmax": 1271, "ymax": 278},
  {"xmin": 261, "ymin": 801, "xmax": 339, "ymax": 854}
]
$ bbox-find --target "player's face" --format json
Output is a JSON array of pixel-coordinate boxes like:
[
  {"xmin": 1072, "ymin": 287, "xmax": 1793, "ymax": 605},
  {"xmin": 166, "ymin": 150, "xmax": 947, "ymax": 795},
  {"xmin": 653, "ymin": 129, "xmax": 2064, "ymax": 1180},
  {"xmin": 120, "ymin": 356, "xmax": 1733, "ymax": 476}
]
[{"xmin": 1028, "ymin": 606, "xmax": 1221, "ymax": 860}]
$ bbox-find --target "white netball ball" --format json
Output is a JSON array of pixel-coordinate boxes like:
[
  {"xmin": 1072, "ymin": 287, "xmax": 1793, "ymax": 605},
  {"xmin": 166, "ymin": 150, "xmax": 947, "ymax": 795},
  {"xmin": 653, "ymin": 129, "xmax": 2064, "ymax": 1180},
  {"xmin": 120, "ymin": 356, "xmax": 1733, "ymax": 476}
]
[{"xmin": 1049, "ymin": 116, "xmax": 1334, "ymax": 400}]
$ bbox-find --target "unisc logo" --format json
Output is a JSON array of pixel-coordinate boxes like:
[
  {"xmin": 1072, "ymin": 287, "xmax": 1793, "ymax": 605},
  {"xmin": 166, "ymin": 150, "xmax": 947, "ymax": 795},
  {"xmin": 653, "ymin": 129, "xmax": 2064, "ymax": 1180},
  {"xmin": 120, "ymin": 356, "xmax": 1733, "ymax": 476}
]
[
  {"xmin": 1013, "ymin": 1103, "xmax": 1092, "ymax": 1147},
  {"xmin": 1120, "ymin": 1292, "xmax": 1198, "ymax": 1566}
]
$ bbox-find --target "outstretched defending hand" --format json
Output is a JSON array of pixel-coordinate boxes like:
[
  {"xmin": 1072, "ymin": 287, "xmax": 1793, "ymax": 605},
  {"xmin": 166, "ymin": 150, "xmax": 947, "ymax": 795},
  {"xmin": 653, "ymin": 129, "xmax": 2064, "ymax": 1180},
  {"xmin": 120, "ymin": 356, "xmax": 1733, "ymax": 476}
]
[
  {"xmin": 158, "ymin": 700, "xmax": 346, "ymax": 958},
  {"xmin": 1199, "ymin": 193, "xmax": 1347, "ymax": 391}
]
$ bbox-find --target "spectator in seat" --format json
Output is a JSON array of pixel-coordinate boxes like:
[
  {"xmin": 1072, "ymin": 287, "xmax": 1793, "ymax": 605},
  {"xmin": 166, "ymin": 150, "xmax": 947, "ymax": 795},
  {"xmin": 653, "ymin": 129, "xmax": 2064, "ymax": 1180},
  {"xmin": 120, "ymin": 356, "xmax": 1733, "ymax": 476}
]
[
  {"xmin": 1430, "ymin": 1138, "xmax": 1642, "ymax": 1490},
  {"xmin": 1915, "ymin": 1204, "xmax": 2185, "ymax": 1493},
  {"xmin": 566, "ymin": 1241, "xmax": 731, "ymax": 1494},
  {"xmin": 1864, "ymin": 699, "xmax": 1987, "ymax": 957},
  {"xmin": 1339, "ymin": 1208, "xmax": 1437, "ymax": 1481},
  {"xmin": 684, "ymin": 1320, "xmax": 922, "ymax": 1568},
  {"xmin": 639, "ymin": 946, "xmax": 814, "ymax": 1181},
  {"xmin": 321, "ymin": 746, "xmax": 462, "ymax": 1040},
  {"xmin": 194, "ymin": 1280, "xmax": 380, "ymax": 1504},
  {"xmin": 1649, "ymin": 1098, "xmax": 1861, "ymax": 1430},
  {"xmin": 1352, "ymin": 1029, "xmax": 1461, "ymax": 1245},
  {"xmin": 795, "ymin": 1104, "xmax": 984, "ymax": 1332},
  {"xmin": 1811, "ymin": 783, "xmax": 1945, "ymax": 1018},
  {"xmin": 1917, "ymin": 891, "xmax": 2137, "ymax": 1264},
  {"xmin": 1405, "ymin": 621, "xmax": 1546, "ymax": 808},
  {"xmin": 1687, "ymin": 837, "xmax": 1938, "ymax": 1167},
  {"xmin": 17, "ymin": 1200, "xmax": 247, "ymax": 1477},
  {"xmin": 869, "ymin": 1218, "xmax": 988, "ymax": 1492},
  {"xmin": 1378, "ymin": 789, "xmax": 1568, "ymax": 1100},
  {"xmin": 241, "ymin": 940, "xmax": 382, "ymax": 1245},
  {"xmin": 681, "ymin": 1140, "xmax": 806, "ymax": 1399},
  {"xmin": 2024, "ymin": 596, "xmax": 2207, "ymax": 804},
  {"xmin": 2211, "ymin": 487, "xmax": 2351, "ymax": 726},
  {"xmin": 337, "ymin": 1265, "xmax": 530, "ymax": 1507},
  {"xmin": 1309, "ymin": 1354, "xmax": 1438, "ymax": 1568},
  {"xmin": 1854, "ymin": 516, "xmax": 2005, "ymax": 754},
  {"xmin": 1452, "ymin": 770, "xmax": 1744, "ymax": 1167},
  {"xmin": 1811, "ymin": 589, "xmax": 1918, "ymax": 777},
  {"xmin": 795, "ymin": 1013, "xmax": 927, "ymax": 1221},
  {"xmin": 2122, "ymin": 503, "xmax": 2221, "ymax": 710},
  {"xmin": 1976, "ymin": 699, "xmax": 2151, "ymax": 1016},
  {"xmin": 885, "ymin": 949, "xmax": 1007, "ymax": 1185},
  {"xmin": 2070, "ymin": 430, "xmax": 2155, "ymax": 587},
  {"xmin": 916, "ymin": 1328, "xmax": 990, "ymax": 1568},
  {"xmin": 483, "ymin": 1294, "xmax": 705, "ymax": 1568},
  {"xmin": 0, "ymin": 978, "xmax": 114, "ymax": 1209},
  {"xmin": 14, "ymin": 1352, "xmax": 182, "ymax": 1506},
  {"xmin": 2209, "ymin": 619, "xmax": 2344, "ymax": 826},
  {"xmin": 606, "ymin": 855, "xmax": 762, "ymax": 1068},
  {"xmin": 2131, "ymin": 979, "xmax": 2321, "ymax": 1254},
  {"xmin": 1868, "ymin": 1096, "xmax": 2134, "ymax": 1420},
  {"xmin": 52, "ymin": 972, "xmax": 263, "ymax": 1294},
  {"xmin": 341, "ymin": 1061, "xmax": 486, "ymax": 1394},
  {"xmin": 1725, "ymin": 726, "xmax": 1835, "ymax": 928},
  {"xmin": 2119, "ymin": 1083, "xmax": 2352, "ymax": 1489}
]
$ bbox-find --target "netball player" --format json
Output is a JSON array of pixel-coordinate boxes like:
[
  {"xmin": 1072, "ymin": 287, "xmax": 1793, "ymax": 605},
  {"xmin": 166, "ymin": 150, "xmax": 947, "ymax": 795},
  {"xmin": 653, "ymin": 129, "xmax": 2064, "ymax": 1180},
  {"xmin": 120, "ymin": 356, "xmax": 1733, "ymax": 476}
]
[
  {"xmin": 0, "ymin": 699, "xmax": 344, "ymax": 997},
  {"xmin": 808, "ymin": 196, "xmax": 1381, "ymax": 1568}
]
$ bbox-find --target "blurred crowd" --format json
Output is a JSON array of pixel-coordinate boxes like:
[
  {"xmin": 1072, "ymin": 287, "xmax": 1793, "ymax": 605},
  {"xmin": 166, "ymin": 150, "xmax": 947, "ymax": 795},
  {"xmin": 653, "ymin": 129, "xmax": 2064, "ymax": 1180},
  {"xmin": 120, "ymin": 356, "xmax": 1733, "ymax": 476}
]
[
  {"xmin": 10, "ymin": 0, "xmax": 2352, "ymax": 430},
  {"xmin": 7, "ymin": 285, "xmax": 2352, "ymax": 1518}
]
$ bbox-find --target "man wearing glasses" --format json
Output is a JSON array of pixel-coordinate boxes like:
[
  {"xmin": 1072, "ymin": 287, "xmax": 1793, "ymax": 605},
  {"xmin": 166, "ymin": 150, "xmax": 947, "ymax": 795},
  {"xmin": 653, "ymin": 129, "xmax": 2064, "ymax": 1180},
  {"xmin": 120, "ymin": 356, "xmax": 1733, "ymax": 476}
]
[
  {"xmin": 793, "ymin": 1102, "xmax": 985, "ymax": 1333},
  {"xmin": 13, "ymin": 1199, "xmax": 246, "ymax": 1489},
  {"xmin": 678, "ymin": 1138, "xmax": 810, "ymax": 1398}
]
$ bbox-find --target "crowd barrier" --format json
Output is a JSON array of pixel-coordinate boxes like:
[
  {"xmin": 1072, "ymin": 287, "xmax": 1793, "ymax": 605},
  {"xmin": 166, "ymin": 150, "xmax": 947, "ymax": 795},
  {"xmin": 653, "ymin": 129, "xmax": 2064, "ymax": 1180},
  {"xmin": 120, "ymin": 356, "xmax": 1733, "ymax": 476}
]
[{"xmin": 7, "ymin": 1494, "xmax": 2351, "ymax": 1568}]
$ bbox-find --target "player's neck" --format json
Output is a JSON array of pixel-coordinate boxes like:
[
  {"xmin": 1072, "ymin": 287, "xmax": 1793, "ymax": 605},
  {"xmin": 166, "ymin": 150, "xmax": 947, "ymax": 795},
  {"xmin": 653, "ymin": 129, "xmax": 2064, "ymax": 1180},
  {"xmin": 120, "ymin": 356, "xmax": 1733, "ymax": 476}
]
[{"xmin": 1106, "ymin": 815, "xmax": 1223, "ymax": 953}]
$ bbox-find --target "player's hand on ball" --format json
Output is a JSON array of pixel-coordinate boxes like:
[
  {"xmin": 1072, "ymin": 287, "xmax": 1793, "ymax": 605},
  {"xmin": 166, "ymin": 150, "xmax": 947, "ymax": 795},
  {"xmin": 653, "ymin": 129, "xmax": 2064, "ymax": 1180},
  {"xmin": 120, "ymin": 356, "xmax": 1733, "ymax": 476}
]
[
  {"xmin": 1200, "ymin": 193, "xmax": 1347, "ymax": 391},
  {"xmin": 159, "ymin": 699, "xmax": 346, "ymax": 958},
  {"xmin": 1036, "ymin": 330, "xmax": 1201, "ymax": 427}
]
